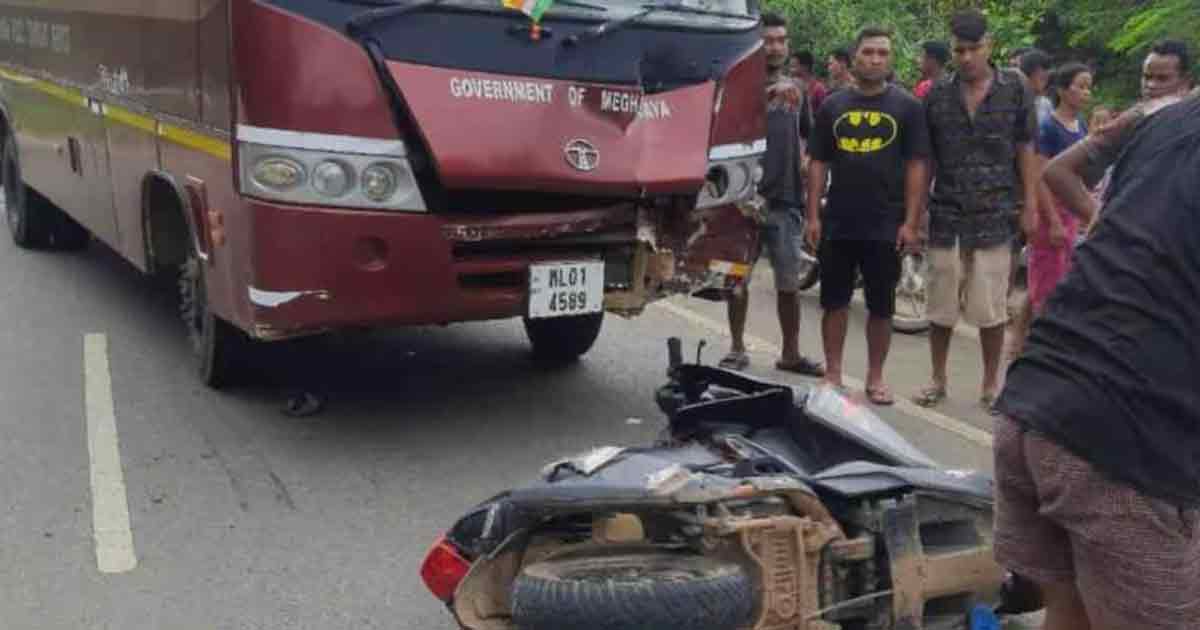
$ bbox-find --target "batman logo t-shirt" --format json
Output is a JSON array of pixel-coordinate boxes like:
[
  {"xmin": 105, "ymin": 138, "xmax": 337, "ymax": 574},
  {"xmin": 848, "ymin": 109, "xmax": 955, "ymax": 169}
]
[{"xmin": 810, "ymin": 85, "xmax": 930, "ymax": 241}]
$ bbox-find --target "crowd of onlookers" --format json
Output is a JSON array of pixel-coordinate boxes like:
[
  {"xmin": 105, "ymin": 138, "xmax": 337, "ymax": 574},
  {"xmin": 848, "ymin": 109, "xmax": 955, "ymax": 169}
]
[
  {"xmin": 730, "ymin": 8, "xmax": 1199, "ymax": 629},
  {"xmin": 729, "ymin": 12, "xmax": 1195, "ymax": 408}
]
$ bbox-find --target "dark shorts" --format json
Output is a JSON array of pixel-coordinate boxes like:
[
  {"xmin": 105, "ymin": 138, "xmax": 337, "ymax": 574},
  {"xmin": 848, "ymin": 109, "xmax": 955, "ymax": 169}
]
[
  {"xmin": 994, "ymin": 415, "xmax": 1200, "ymax": 630},
  {"xmin": 818, "ymin": 239, "xmax": 900, "ymax": 317}
]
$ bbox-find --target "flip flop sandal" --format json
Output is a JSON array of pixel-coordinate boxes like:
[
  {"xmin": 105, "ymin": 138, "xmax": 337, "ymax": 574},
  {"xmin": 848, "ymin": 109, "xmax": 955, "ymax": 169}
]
[
  {"xmin": 775, "ymin": 356, "xmax": 826, "ymax": 378},
  {"xmin": 913, "ymin": 385, "xmax": 947, "ymax": 408},
  {"xmin": 718, "ymin": 351, "xmax": 750, "ymax": 371},
  {"xmin": 981, "ymin": 393, "xmax": 1002, "ymax": 416},
  {"xmin": 866, "ymin": 385, "xmax": 895, "ymax": 406}
]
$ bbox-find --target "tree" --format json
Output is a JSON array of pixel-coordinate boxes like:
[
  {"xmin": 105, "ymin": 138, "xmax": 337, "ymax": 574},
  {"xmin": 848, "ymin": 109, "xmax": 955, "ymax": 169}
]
[
  {"xmin": 764, "ymin": 0, "xmax": 1194, "ymax": 105},
  {"xmin": 1043, "ymin": 0, "xmax": 1198, "ymax": 105},
  {"xmin": 765, "ymin": 0, "xmax": 1049, "ymax": 86}
]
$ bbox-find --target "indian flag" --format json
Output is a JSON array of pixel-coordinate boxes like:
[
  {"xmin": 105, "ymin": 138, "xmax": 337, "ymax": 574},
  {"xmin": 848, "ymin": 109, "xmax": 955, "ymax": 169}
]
[{"xmin": 503, "ymin": 0, "xmax": 554, "ymax": 22}]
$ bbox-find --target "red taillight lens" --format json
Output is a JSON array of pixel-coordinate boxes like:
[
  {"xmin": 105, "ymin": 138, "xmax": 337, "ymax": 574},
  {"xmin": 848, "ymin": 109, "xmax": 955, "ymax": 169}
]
[{"xmin": 420, "ymin": 535, "xmax": 471, "ymax": 602}]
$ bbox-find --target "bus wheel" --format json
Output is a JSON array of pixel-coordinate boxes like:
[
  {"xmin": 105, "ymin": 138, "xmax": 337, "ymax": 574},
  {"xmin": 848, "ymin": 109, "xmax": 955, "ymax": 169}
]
[
  {"xmin": 523, "ymin": 312, "xmax": 604, "ymax": 363},
  {"xmin": 3, "ymin": 136, "xmax": 51, "ymax": 248},
  {"xmin": 179, "ymin": 254, "xmax": 247, "ymax": 388}
]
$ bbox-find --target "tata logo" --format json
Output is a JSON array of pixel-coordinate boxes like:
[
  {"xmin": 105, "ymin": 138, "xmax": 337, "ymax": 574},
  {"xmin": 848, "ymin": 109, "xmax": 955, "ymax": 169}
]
[
  {"xmin": 563, "ymin": 138, "xmax": 599, "ymax": 172},
  {"xmin": 833, "ymin": 110, "xmax": 899, "ymax": 154}
]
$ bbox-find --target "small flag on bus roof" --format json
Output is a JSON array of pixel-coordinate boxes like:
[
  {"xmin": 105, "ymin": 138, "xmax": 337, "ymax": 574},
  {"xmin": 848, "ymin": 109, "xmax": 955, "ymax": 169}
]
[{"xmin": 503, "ymin": 0, "xmax": 555, "ymax": 23}]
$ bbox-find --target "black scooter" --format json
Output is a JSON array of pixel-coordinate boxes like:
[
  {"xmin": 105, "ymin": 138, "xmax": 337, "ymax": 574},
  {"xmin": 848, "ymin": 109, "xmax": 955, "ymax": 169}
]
[{"xmin": 421, "ymin": 338, "xmax": 1041, "ymax": 630}]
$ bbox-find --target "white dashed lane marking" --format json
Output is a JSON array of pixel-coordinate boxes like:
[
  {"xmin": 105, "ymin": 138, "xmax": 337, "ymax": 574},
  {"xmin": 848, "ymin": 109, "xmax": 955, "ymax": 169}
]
[{"xmin": 83, "ymin": 333, "xmax": 138, "ymax": 574}]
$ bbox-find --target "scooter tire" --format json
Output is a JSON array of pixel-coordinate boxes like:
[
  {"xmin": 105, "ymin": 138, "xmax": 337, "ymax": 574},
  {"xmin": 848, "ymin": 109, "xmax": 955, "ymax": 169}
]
[{"xmin": 511, "ymin": 551, "xmax": 753, "ymax": 630}]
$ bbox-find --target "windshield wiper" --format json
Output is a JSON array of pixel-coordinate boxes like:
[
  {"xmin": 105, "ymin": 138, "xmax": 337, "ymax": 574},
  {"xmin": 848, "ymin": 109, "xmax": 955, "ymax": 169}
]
[
  {"xmin": 343, "ymin": 0, "xmax": 448, "ymax": 37},
  {"xmin": 555, "ymin": 0, "xmax": 608, "ymax": 10},
  {"xmin": 565, "ymin": 2, "xmax": 751, "ymax": 47},
  {"xmin": 638, "ymin": 2, "xmax": 753, "ymax": 20}
]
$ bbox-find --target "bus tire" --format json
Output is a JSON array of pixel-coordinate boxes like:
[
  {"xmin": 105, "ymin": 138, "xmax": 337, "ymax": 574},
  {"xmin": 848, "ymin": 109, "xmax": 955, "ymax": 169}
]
[
  {"xmin": 523, "ymin": 312, "xmax": 603, "ymax": 362},
  {"xmin": 180, "ymin": 254, "xmax": 248, "ymax": 388},
  {"xmin": 3, "ymin": 136, "xmax": 52, "ymax": 248}
]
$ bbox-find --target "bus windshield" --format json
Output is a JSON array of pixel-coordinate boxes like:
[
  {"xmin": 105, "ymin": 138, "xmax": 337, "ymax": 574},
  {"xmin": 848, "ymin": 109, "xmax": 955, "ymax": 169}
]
[{"xmin": 321, "ymin": 0, "xmax": 757, "ymax": 29}]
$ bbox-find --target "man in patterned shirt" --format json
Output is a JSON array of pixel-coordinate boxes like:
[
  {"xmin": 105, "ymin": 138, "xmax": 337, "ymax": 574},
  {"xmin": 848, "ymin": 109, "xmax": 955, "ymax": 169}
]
[{"xmin": 914, "ymin": 9, "xmax": 1038, "ymax": 411}]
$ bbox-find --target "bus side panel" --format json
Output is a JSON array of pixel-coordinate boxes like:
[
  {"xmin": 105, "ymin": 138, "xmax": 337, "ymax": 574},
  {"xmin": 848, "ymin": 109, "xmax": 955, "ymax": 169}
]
[
  {"xmin": 104, "ymin": 12, "xmax": 154, "ymax": 272},
  {"xmin": 200, "ymin": 0, "xmax": 231, "ymax": 131},
  {"xmin": 2, "ymin": 80, "xmax": 88, "ymax": 220},
  {"xmin": 142, "ymin": 2, "xmax": 200, "ymax": 121},
  {"xmin": 106, "ymin": 113, "xmax": 158, "ymax": 271},
  {"xmin": 0, "ymin": 5, "xmax": 108, "ymax": 241}
]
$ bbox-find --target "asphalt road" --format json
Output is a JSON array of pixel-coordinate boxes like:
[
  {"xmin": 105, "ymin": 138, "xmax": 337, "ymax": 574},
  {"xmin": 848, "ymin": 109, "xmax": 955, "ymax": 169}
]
[{"xmin": 0, "ymin": 233, "xmax": 1007, "ymax": 630}]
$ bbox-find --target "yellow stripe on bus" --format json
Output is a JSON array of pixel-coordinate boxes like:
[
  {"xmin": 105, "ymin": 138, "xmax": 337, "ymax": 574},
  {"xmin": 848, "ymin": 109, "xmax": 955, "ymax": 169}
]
[
  {"xmin": 101, "ymin": 103, "xmax": 158, "ymax": 135},
  {"xmin": 159, "ymin": 123, "xmax": 232, "ymax": 162},
  {"xmin": 0, "ymin": 65, "xmax": 231, "ymax": 162},
  {"xmin": 0, "ymin": 67, "xmax": 32, "ymax": 84},
  {"xmin": 33, "ymin": 78, "xmax": 88, "ymax": 108}
]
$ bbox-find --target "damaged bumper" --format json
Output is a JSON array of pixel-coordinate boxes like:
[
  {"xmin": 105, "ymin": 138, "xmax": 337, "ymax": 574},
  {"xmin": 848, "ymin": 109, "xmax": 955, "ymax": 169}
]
[{"xmin": 244, "ymin": 197, "xmax": 756, "ymax": 339}]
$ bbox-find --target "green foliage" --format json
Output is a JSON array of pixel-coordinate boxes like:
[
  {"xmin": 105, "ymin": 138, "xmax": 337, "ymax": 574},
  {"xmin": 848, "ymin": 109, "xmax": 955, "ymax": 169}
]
[{"xmin": 762, "ymin": 0, "xmax": 1195, "ymax": 104}]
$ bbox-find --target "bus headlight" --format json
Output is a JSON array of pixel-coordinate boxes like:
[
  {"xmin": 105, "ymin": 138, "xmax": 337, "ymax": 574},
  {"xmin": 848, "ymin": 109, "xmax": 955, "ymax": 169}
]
[
  {"xmin": 695, "ymin": 154, "xmax": 763, "ymax": 210},
  {"xmin": 251, "ymin": 157, "xmax": 305, "ymax": 191},
  {"xmin": 361, "ymin": 163, "xmax": 399, "ymax": 202},
  {"xmin": 311, "ymin": 160, "xmax": 354, "ymax": 198},
  {"xmin": 237, "ymin": 127, "xmax": 427, "ymax": 212}
]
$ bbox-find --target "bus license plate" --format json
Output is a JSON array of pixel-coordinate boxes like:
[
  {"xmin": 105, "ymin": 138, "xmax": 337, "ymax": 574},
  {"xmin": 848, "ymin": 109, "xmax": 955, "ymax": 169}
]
[{"xmin": 528, "ymin": 261, "xmax": 604, "ymax": 319}]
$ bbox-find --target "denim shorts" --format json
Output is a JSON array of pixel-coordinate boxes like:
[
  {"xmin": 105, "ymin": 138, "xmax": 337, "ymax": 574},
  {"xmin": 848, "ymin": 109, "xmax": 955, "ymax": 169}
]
[{"xmin": 754, "ymin": 206, "xmax": 806, "ymax": 293}]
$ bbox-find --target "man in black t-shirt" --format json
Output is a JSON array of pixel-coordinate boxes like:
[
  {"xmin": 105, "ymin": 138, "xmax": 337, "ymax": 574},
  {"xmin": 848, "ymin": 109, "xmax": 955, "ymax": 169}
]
[
  {"xmin": 805, "ymin": 26, "xmax": 930, "ymax": 405},
  {"xmin": 994, "ymin": 91, "xmax": 1200, "ymax": 630}
]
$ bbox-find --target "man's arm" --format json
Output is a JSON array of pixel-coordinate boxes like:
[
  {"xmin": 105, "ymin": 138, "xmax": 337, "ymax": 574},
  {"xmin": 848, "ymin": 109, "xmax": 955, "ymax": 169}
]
[
  {"xmin": 805, "ymin": 159, "xmax": 828, "ymax": 249},
  {"xmin": 900, "ymin": 97, "xmax": 932, "ymax": 251},
  {"xmin": 1013, "ymin": 81, "xmax": 1041, "ymax": 240},
  {"xmin": 798, "ymin": 83, "xmax": 813, "ymax": 141},
  {"xmin": 1044, "ymin": 93, "xmax": 1190, "ymax": 232},
  {"xmin": 798, "ymin": 88, "xmax": 812, "ymax": 177},
  {"xmin": 900, "ymin": 158, "xmax": 929, "ymax": 251},
  {"xmin": 1016, "ymin": 142, "xmax": 1040, "ymax": 240},
  {"xmin": 1043, "ymin": 140, "xmax": 1101, "ymax": 229}
]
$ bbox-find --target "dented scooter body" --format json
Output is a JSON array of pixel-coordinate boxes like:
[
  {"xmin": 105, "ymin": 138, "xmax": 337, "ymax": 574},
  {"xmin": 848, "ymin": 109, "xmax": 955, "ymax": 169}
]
[{"xmin": 426, "ymin": 340, "xmax": 1033, "ymax": 630}]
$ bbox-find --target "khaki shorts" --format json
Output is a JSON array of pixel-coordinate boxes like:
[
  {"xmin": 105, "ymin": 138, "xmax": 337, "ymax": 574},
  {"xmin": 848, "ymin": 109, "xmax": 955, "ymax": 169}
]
[
  {"xmin": 994, "ymin": 416, "xmax": 1200, "ymax": 629},
  {"xmin": 927, "ymin": 242, "xmax": 1010, "ymax": 328}
]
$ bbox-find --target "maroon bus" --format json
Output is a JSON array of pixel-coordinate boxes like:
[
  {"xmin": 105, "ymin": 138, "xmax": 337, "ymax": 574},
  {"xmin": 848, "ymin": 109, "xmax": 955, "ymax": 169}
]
[{"xmin": 0, "ymin": 0, "xmax": 766, "ymax": 386}]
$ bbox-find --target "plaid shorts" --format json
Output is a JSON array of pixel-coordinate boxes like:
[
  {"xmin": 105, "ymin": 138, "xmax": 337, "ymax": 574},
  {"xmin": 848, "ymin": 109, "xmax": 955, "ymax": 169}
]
[{"xmin": 994, "ymin": 415, "xmax": 1200, "ymax": 629}]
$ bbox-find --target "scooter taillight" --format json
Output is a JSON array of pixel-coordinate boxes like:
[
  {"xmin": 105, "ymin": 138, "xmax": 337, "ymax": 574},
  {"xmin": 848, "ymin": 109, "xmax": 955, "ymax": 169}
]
[{"xmin": 420, "ymin": 535, "xmax": 471, "ymax": 602}]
